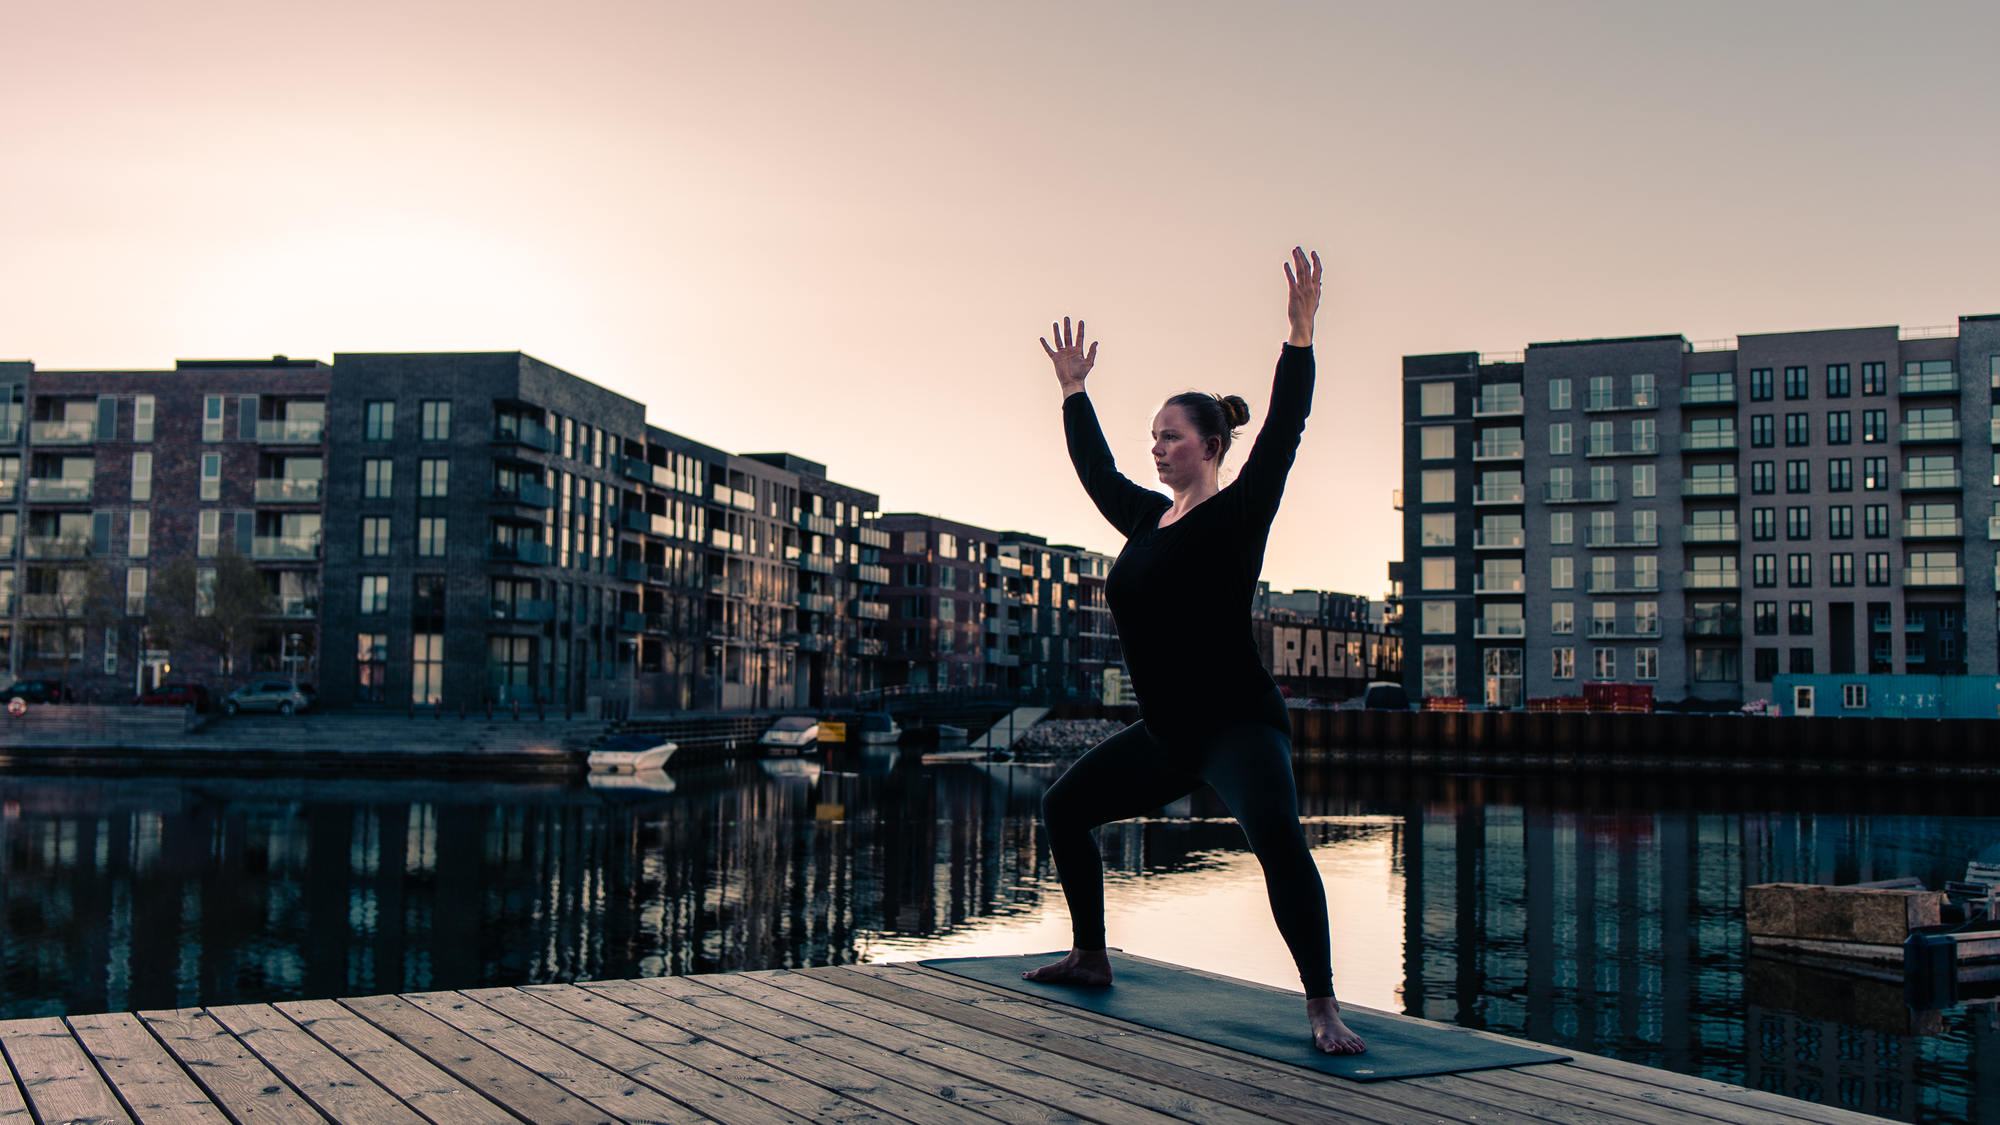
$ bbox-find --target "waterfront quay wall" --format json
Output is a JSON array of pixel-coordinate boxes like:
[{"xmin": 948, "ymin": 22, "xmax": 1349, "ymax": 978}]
[{"xmin": 1049, "ymin": 702, "xmax": 1997, "ymax": 776}]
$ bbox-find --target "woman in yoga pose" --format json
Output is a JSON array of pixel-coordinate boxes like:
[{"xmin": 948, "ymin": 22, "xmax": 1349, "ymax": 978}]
[{"xmin": 1027, "ymin": 246, "xmax": 1364, "ymax": 1055}]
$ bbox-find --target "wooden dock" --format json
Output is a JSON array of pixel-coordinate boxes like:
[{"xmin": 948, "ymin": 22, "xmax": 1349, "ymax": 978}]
[{"xmin": 0, "ymin": 962, "xmax": 1894, "ymax": 1125}]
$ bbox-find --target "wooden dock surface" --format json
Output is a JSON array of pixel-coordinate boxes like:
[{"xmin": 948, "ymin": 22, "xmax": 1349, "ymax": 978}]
[{"xmin": 0, "ymin": 962, "xmax": 1894, "ymax": 1125}]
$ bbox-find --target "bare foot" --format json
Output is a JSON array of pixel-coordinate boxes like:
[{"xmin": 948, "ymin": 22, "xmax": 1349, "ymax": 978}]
[
  {"xmin": 1022, "ymin": 948, "xmax": 1113, "ymax": 986},
  {"xmin": 1308, "ymin": 996, "xmax": 1366, "ymax": 1055}
]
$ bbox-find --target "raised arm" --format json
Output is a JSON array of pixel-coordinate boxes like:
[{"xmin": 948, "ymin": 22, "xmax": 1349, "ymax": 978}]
[
  {"xmin": 1044, "ymin": 317, "xmax": 1166, "ymax": 537},
  {"xmin": 1236, "ymin": 248, "xmax": 1322, "ymax": 513}
]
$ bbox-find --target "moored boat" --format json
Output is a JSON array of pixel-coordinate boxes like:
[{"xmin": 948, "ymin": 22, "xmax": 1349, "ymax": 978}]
[{"xmin": 587, "ymin": 734, "xmax": 678, "ymax": 773}]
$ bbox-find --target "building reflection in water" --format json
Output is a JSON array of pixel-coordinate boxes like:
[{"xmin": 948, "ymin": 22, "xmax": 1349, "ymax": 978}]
[{"xmin": 1, "ymin": 758, "xmax": 1996, "ymax": 1124}]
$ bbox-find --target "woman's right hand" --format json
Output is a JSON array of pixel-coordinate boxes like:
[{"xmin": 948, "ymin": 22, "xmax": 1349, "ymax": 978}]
[{"xmin": 1040, "ymin": 316, "xmax": 1097, "ymax": 396}]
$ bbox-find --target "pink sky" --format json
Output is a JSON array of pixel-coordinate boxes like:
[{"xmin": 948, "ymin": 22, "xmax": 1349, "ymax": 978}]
[{"xmin": 5, "ymin": 0, "xmax": 1997, "ymax": 595}]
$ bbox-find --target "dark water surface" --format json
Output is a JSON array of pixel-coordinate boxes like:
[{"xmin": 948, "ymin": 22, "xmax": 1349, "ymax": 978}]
[{"xmin": 1, "ymin": 752, "xmax": 1995, "ymax": 1123}]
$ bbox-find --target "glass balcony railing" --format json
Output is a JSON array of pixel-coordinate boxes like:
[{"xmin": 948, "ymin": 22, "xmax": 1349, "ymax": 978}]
[
  {"xmin": 23, "ymin": 536, "xmax": 91, "ymax": 558},
  {"xmin": 1683, "ymin": 570, "xmax": 1742, "ymax": 589},
  {"xmin": 850, "ymin": 599, "xmax": 889, "ymax": 620},
  {"xmin": 1679, "ymin": 432, "xmax": 1738, "ymax": 451},
  {"xmin": 1679, "ymin": 384, "xmax": 1736, "ymax": 405},
  {"xmin": 0, "ymin": 480, "xmax": 13, "ymax": 502},
  {"xmin": 1585, "ymin": 390, "xmax": 1657, "ymax": 412},
  {"xmin": 1472, "ymin": 390, "xmax": 1524, "ymax": 417},
  {"xmin": 796, "ymin": 510, "xmax": 838, "ymax": 535},
  {"xmin": 1684, "ymin": 614, "xmax": 1742, "ymax": 638},
  {"xmin": 1473, "ymin": 573, "xmax": 1526, "ymax": 594},
  {"xmin": 1587, "ymin": 574, "xmax": 1660, "ymax": 594},
  {"xmin": 1586, "ymin": 528, "xmax": 1659, "ymax": 548},
  {"xmin": 1899, "ymin": 372, "xmax": 1960, "ymax": 395},
  {"xmin": 797, "ymin": 592, "xmax": 838, "ymax": 615},
  {"xmin": 257, "ymin": 419, "xmax": 326, "ymax": 444},
  {"xmin": 1990, "ymin": 515, "xmax": 2000, "ymax": 541},
  {"xmin": 29, "ymin": 420, "xmax": 95, "ymax": 444},
  {"xmin": 27, "ymin": 478, "xmax": 93, "ymax": 502},
  {"xmin": 1543, "ymin": 481, "xmax": 1617, "ymax": 503},
  {"xmin": 487, "ymin": 540, "xmax": 551, "ymax": 565},
  {"xmin": 1472, "ymin": 439, "xmax": 1524, "ymax": 460},
  {"xmin": 1473, "ymin": 529, "xmax": 1525, "ymax": 550},
  {"xmin": 1474, "ymin": 618, "xmax": 1526, "ymax": 638},
  {"xmin": 1682, "ymin": 524, "xmax": 1740, "ymax": 543},
  {"xmin": 493, "ymin": 419, "xmax": 554, "ymax": 451},
  {"xmin": 491, "ymin": 598, "xmax": 555, "ymax": 622},
  {"xmin": 1904, "ymin": 567, "xmax": 1964, "ymax": 587},
  {"xmin": 1900, "ymin": 470, "xmax": 1962, "ymax": 490},
  {"xmin": 254, "ymin": 478, "xmax": 323, "ymax": 503},
  {"xmin": 252, "ymin": 535, "xmax": 320, "ymax": 560},
  {"xmin": 273, "ymin": 598, "xmax": 318, "ymax": 619},
  {"xmin": 492, "ymin": 480, "xmax": 553, "ymax": 507},
  {"xmin": 857, "ymin": 527, "xmax": 891, "ymax": 549},
  {"xmin": 853, "ymin": 563, "xmax": 891, "ymax": 584},
  {"xmin": 1902, "ymin": 518, "xmax": 1963, "ymax": 538},
  {"xmin": 1586, "ymin": 436, "xmax": 1659, "ymax": 457},
  {"xmin": 1900, "ymin": 421, "xmax": 1960, "ymax": 442},
  {"xmin": 1681, "ymin": 478, "xmax": 1738, "ymax": 497}
]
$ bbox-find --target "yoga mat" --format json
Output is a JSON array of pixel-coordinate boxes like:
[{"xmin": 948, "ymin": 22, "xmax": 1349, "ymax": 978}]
[{"xmin": 923, "ymin": 952, "xmax": 1570, "ymax": 1082}]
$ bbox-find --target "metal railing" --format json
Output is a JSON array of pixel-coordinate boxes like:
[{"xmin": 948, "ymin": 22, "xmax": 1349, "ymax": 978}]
[
  {"xmin": 1900, "ymin": 470, "xmax": 1961, "ymax": 490},
  {"xmin": 257, "ymin": 419, "xmax": 325, "ymax": 444},
  {"xmin": 1900, "ymin": 421, "xmax": 1960, "ymax": 442},
  {"xmin": 1679, "ymin": 385, "xmax": 1736, "ymax": 404},
  {"xmin": 1904, "ymin": 567, "xmax": 1964, "ymax": 587},
  {"xmin": 1682, "ymin": 524, "xmax": 1740, "ymax": 543},
  {"xmin": 29, "ymin": 420, "xmax": 94, "ymax": 444},
  {"xmin": 254, "ymin": 478, "xmax": 323, "ymax": 503},
  {"xmin": 1902, "ymin": 518, "xmax": 1963, "ymax": 538}
]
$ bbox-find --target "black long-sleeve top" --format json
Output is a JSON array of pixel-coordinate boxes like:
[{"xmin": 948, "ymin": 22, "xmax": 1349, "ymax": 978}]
[{"xmin": 1063, "ymin": 344, "xmax": 1315, "ymax": 742}]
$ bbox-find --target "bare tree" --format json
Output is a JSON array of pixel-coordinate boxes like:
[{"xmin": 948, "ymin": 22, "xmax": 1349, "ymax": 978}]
[{"xmin": 147, "ymin": 550, "xmax": 274, "ymax": 687}]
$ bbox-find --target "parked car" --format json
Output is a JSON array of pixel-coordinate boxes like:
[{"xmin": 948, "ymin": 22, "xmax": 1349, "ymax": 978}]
[
  {"xmin": 223, "ymin": 679, "xmax": 315, "ymax": 716},
  {"xmin": 757, "ymin": 715, "xmax": 820, "ymax": 755},
  {"xmin": 137, "ymin": 682, "xmax": 211, "ymax": 710},
  {"xmin": 1, "ymin": 680, "xmax": 69, "ymax": 705},
  {"xmin": 1360, "ymin": 681, "xmax": 1411, "ymax": 711}
]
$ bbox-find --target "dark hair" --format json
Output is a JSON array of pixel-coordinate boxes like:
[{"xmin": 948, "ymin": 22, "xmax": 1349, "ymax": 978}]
[{"xmin": 1162, "ymin": 391, "xmax": 1251, "ymax": 460}]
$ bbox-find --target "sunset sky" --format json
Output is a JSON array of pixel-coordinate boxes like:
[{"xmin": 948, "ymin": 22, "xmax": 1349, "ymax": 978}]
[{"xmin": 5, "ymin": 0, "xmax": 1997, "ymax": 596}]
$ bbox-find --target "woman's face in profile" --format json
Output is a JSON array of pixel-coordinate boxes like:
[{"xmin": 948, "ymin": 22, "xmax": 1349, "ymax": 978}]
[{"xmin": 1150, "ymin": 405, "xmax": 1212, "ymax": 489}]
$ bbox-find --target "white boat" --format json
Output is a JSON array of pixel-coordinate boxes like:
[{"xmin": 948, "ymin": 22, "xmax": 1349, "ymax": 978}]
[
  {"xmin": 858, "ymin": 712, "xmax": 902, "ymax": 745},
  {"xmin": 758, "ymin": 715, "xmax": 819, "ymax": 756},
  {"xmin": 587, "ymin": 735, "xmax": 678, "ymax": 772}
]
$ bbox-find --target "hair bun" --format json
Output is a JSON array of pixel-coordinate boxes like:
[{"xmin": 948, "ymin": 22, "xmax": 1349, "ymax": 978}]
[{"xmin": 1218, "ymin": 395, "xmax": 1251, "ymax": 429}]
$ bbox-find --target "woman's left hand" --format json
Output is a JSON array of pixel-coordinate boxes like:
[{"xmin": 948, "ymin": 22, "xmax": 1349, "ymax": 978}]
[{"xmin": 1285, "ymin": 246, "xmax": 1322, "ymax": 347}]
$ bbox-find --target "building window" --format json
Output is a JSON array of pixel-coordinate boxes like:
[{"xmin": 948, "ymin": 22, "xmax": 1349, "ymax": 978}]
[
  {"xmin": 363, "ymin": 458, "xmax": 393, "ymax": 499},
  {"xmin": 1548, "ymin": 422, "xmax": 1571, "ymax": 456},
  {"xmin": 1422, "ymin": 513, "xmax": 1454, "ymax": 548},
  {"xmin": 1843, "ymin": 682, "xmax": 1867, "ymax": 709},
  {"xmin": 1550, "ymin": 556, "xmax": 1573, "ymax": 590},
  {"xmin": 1829, "ymin": 505, "xmax": 1852, "ymax": 538},
  {"xmin": 364, "ymin": 401, "xmax": 395, "ymax": 441},
  {"xmin": 1751, "ymin": 507, "xmax": 1775, "ymax": 541},
  {"xmin": 1827, "ymin": 458, "xmax": 1852, "ymax": 491},
  {"xmin": 1789, "ymin": 601, "xmax": 1814, "ymax": 635},
  {"xmin": 1550, "ymin": 511, "xmax": 1572, "ymax": 545},
  {"xmin": 126, "ymin": 568, "xmax": 146, "ymax": 616},
  {"xmin": 420, "ymin": 400, "xmax": 451, "ymax": 441},
  {"xmin": 1753, "ymin": 647, "xmax": 1778, "ymax": 682},
  {"xmin": 1826, "ymin": 364, "xmax": 1850, "ymax": 397},
  {"xmin": 361, "ymin": 516, "xmax": 391, "ymax": 557},
  {"xmin": 198, "ymin": 510, "xmax": 219, "ymax": 558},
  {"xmin": 203, "ymin": 395, "xmax": 224, "ymax": 441},
  {"xmin": 1420, "ymin": 383, "xmax": 1454, "ymax": 417},
  {"xmin": 1784, "ymin": 365, "xmax": 1809, "ymax": 399},
  {"xmin": 1552, "ymin": 647, "xmax": 1574, "ymax": 679},
  {"xmin": 1864, "ymin": 504, "xmax": 1889, "ymax": 538},
  {"xmin": 1751, "ymin": 461, "xmax": 1774, "ymax": 494},
  {"xmin": 360, "ymin": 575, "xmax": 388, "ymax": 615},
  {"xmin": 1549, "ymin": 378, "xmax": 1571, "ymax": 411},
  {"xmin": 356, "ymin": 633, "xmax": 387, "ymax": 702},
  {"xmin": 1635, "ymin": 648, "xmax": 1657, "ymax": 680},
  {"xmin": 1861, "ymin": 409, "xmax": 1887, "ymax": 443},
  {"xmin": 1788, "ymin": 553, "xmax": 1812, "ymax": 586},
  {"xmin": 1420, "ymin": 426, "xmax": 1453, "ymax": 460},
  {"xmin": 1785, "ymin": 460, "xmax": 1810, "ymax": 492},
  {"xmin": 1421, "ymin": 557, "xmax": 1454, "ymax": 591},
  {"xmin": 1786, "ymin": 506, "xmax": 1811, "ymax": 540},
  {"xmin": 134, "ymin": 395, "xmax": 155, "ymax": 442},
  {"xmin": 1830, "ymin": 553, "xmax": 1853, "ymax": 586},
  {"xmin": 419, "ymin": 458, "xmax": 449, "ymax": 498},
  {"xmin": 1422, "ymin": 469, "xmax": 1454, "ymax": 504},
  {"xmin": 1631, "ymin": 464, "xmax": 1655, "ymax": 498},
  {"xmin": 1785, "ymin": 413, "xmax": 1810, "ymax": 446},
  {"xmin": 1864, "ymin": 552, "xmax": 1890, "ymax": 585},
  {"xmin": 201, "ymin": 453, "xmax": 221, "ymax": 501},
  {"xmin": 129, "ymin": 510, "xmax": 149, "ymax": 558},
  {"xmin": 1753, "ymin": 554, "xmax": 1776, "ymax": 587},
  {"xmin": 1551, "ymin": 601, "xmax": 1573, "ymax": 634},
  {"xmin": 1790, "ymin": 648, "xmax": 1815, "ymax": 675},
  {"xmin": 1827, "ymin": 411, "xmax": 1851, "ymax": 444},
  {"xmin": 196, "ymin": 567, "xmax": 216, "ymax": 616},
  {"xmin": 1754, "ymin": 601, "xmax": 1778, "ymax": 635},
  {"xmin": 1861, "ymin": 361, "xmax": 1886, "ymax": 395},
  {"xmin": 1750, "ymin": 414, "xmax": 1773, "ymax": 448},
  {"xmin": 131, "ymin": 452, "xmax": 152, "ymax": 502},
  {"xmin": 1750, "ymin": 368, "xmax": 1773, "ymax": 401},
  {"xmin": 1421, "ymin": 602, "xmax": 1455, "ymax": 634},
  {"xmin": 412, "ymin": 634, "xmax": 443, "ymax": 704},
  {"xmin": 1863, "ymin": 457, "xmax": 1887, "ymax": 490},
  {"xmin": 1592, "ymin": 647, "xmax": 1615, "ymax": 679},
  {"xmin": 415, "ymin": 517, "xmax": 447, "ymax": 558}
]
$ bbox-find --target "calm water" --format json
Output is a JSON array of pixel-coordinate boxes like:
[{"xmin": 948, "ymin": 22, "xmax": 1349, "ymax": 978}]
[{"xmin": 2, "ymin": 752, "xmax": 1995, "ymax": 1123}]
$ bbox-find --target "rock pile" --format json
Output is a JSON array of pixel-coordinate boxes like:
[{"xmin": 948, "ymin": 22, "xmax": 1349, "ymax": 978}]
[{"xmin": 1008, "ymin": 718, "xmax": 1127, "ymax": 756}]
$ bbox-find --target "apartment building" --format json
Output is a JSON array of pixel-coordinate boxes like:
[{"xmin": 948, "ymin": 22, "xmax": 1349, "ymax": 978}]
[
  {"xmin": 1401, "ymin": 314, "xmax": 2000, "ymax": 707},
  {"xmin": 1256, "ymin": 587, "xmax": 1402, "ymax": 701}
]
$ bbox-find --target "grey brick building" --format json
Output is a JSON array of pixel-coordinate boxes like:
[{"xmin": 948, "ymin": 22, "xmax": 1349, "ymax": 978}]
[{"xmin": 1401, "ymin": 314, "xmax": 2000, "ymax": 708}]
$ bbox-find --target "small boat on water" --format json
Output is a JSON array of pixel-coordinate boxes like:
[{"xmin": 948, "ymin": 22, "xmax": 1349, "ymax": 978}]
[
  {"xmin": 587, "ymin": 734, "xmax": 678, "ymax": 773},
  {"xmin": 858, "ymin": 711, "xmax": 902, "ymax": 745},
  {"xmin": 758, "ymin": 715, "xmax": 819, "ymax": 756}
]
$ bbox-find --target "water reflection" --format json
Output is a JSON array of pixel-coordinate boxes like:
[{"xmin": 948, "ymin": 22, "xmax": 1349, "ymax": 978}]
[{"xmin": 0, "ymin": 755, "xmax": 1995, "ymax": 1123}]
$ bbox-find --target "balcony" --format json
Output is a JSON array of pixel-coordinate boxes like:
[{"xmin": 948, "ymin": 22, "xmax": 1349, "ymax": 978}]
[
  {"xmin": 257, "ymin": 418, "xmax": 325, "ymax": 444},
  {"xmin": 622, "ymin": 457, "xmax": 654, "ymax": 482},
  {"xmin": 1679, "ymin": 432, "xmax": 1738, "ymax": 451},
  {"xmin": 1590, "ymin": 618, "xmax": 1661, "ymax": 638},
  {"xmin": 492, "ymin": 480, "xmax": 553, "ymax": 508},
  {"xmin": 1899, "ymin": 371, "xmax": 1960, "ymax": 395},
  {"xmin": 1679, "ymin": 385, "xmax": 1737, "ymax": 405},
  {"xmin": 254, "ymin": 478, "xmax": 323, "ymax": 503},
  {"xmin": 1542, "ymin": 481, "xmax": 1616, "ymax": 503},
  {"xmin": 985, "ymin": 649, "xmax": 1021, "ymax": 667},
  {"xmin": 1990, "ymin": 515, "xmax": 2000, "ymax": 541},
  {"xmin": 23, "ymin": 536, "xmax": 91, "ymax": 559},
  {"xmin": 1472, "ymin": 439, "xmax": 1523, "ymax": 461},
  {"xmin": 797, "ymin": 592, "xmax": 837, "ymax": 615},
  {"xmin": 493, "ymin": 419, "xmax": 554, "ymax": 451},
  {"xmin": 856, "ymin": 637, "xmax": 886, "ymax": 657},
  {"xmin": 252, "ymin": 535, "xmax": 319, "ymax": 561},
  {"xmin": 1586, "ymin": 528, "xmax": 1659, "ymax": 548},
  {"xmin": 26, "ymin": 478, "xmax": 92, "ymax": 502},
  {"xmin": 486, "ymin": 539, "xmax": 551, "ymax": 565},
  {"xmin": 621, "ymin": 560, "xmax": 646, "ymax": 581},
  {"xmin": 0, "ymin": 480, "xmax": 12, "ymax": 502},
  {"xmin": 792, "ymin": 634, "xmax": 830, "ymax": 653},
  {"xmin": 1991, "ymin": 419, "xmax": 2000, "ymax": 445},
  {"xmin": 1683, "ymin": 570, "xmax": 1742, "ymax": 590},
  {"xmin": 857, "ymin": 526, "xmax": 891, "ymax": 549},
  {"xmin": 492, "ymin": 598, "xmax": 554, "ymax": 622},
  {"xmin": 1902, "ymin": 518, "xmax": 1963, "ymax": 539},
  {"xmin": 1586, "ymin": 436, "xmax": 1659, "ymax": 457},
  {"xmin": 19, "ymin": 594, "xmax": 66, "ymax": 617},
  {"xmin": 1681, "ymin": 478, "xmax": 1739, "ymax": 497},
  {"xmin": 986, "ymin": 555, "xmax": 1018, "ymax": 575},
  {"xmin": 705, "ymin": 574, "xmax": 748, "ymax": 597},
  {"xmin": 1473, "ymin": 573, "xmax": 1526, "ymax": 594},
  {"xmin": 1904, "ymin": 567, "xmax": 1963, "ymax": 587},
  {"xmin": 272, "ymin": 598, "xmax": 318, "ymax": 619},
  {"xmin": 0, "ymin": 421, "xmax": 18, "ymax": 443},
  {"xmin": 620, "ymin": 611, "xmax": 645, "ymax": 632},
  {"xmin": 1587, "ymin": 574, "xmax": 1660, "ymax": 594},
  {"xmin": 798, "ymin": 554, "xmax": 836, "ymax": 576},
  {"xmin": 984, "ymin": 587, "xmax": 1013, "ymax": 605},
  {"xmin": 1900, "ymin": 470, "xmax": 1962, "ymax": 491},
  {"xmin": 850, "ymin": 599, "xmax": 889, "ymax": 621},
  {"xmin": 1585, "ymin": 390, "xmax": 1658, "ymax": 412},
  {"xmin": 1899, "ymin": 421, "xmax": 1960, "ymax": 443},
  {"xmin": 1684, "ymin": 613, "xmax": 1742, "ymax": 638},
  {"xmin": 0, "ymin": 535, "xmax": 12, "ymax": 558},
  {"xmin": 29, "ymin": 419, "xmax": 94, "ymax": 444},
  {"xmin": 611, "ymin": 508, "xmax": 643, "ymax": 533},
  {"xmin": 1473, "ymin": 618, "xmax": 1526, "ymax": 639},
  {"xmin": 1473, "ymin": 528, "xmax": 1525, "ymax": 550},
  {"xmin": 992, "ymin": 618, "xmax": 1023, "ymax": 637},
  {"xmin": 853, "ymin": 563, "xmax": 891, "ymax": 584},
  {"xmin": 797, "ymin": 510, "xmax": 838, "ymax": 536},
  {"xmin": 1472, "ymin": 389, "xmax": 1524, "ymax": 417},
  {"xmin": 1682, "ymin": 524, "xmax": 1740, "ymax": 544},
  {"xmin": 1473, "ymin": 484, "xmax": 1525, "ymax": 505}
]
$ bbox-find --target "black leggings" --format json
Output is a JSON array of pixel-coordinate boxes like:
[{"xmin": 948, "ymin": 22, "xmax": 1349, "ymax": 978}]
[{"xmin": 1039, "ymin": 704, "xmax": 1335, "ymax": 999}]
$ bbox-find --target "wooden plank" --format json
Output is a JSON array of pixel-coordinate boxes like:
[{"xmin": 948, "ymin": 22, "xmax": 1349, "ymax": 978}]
[
  {"xmin": 1405, "ymin": 1070, "xmax": 1687, "ymax": 1125},
  {"xmin": 209, "ymin": 1004, "xmax": 429, "ymax": 1125},
  {"xmin": 66, "ymin": 1012, "xmax": 231, "ymax": 1125},
  {"xmin": 824, "ymin": 967, "xmax": 1412, "ymax": 1125},
  {"xmin": 580, "ymin": 976, "xmax": 1025, "ymax": 1125},
  {"xmin": 338, "ymin": 994, "xmax": 617, "ymax": 1125},
  {"xmin": 517, "ymin": 984, "xmax": 887, "ymax": 1125},
  {"xmin": 1507, "ymin": 1059, "xmax": 1894, "ymax": 1125},
  {"xmin": 276, "ymin": 999, "xmax": 523, "ymax": 1125},
  {"xmin": 398, "ymin": 990, "xmax": 710, "ymax": 1125},
  {"xmin": 0, "ymin": 1049, "xmax": 30, "ymax": 1124},
  {"xmin": 138, "ymin": 1008, "xmax": 328, "ymax": 1125},
  {"xmin": 0, "ymin": 1015, "xmax": 134, "ymax": 1125},
  {"xmin": 468, "ymin": 986, "xmax": 816, "ymax": 1125},
  {"xmin": 634, "ymin": 973, "xmax": 1085, "ymax": 1125},
  {"xmin": 712, "ymin": 969, "xmax": 1264, "ymax": 1125}
]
